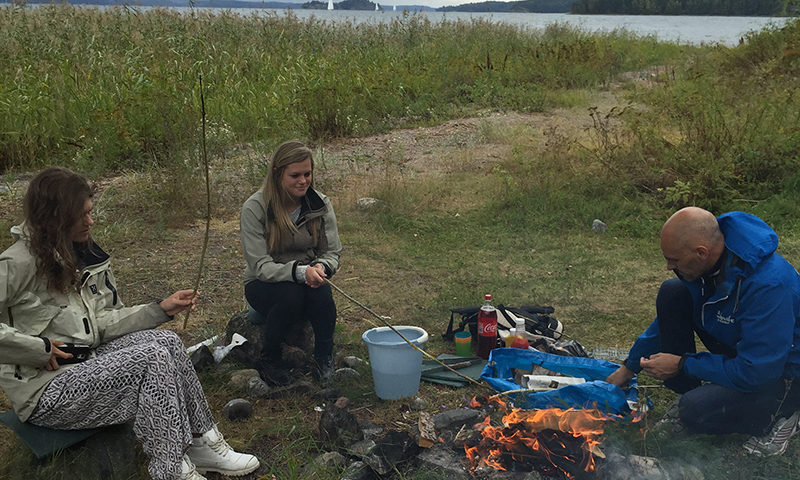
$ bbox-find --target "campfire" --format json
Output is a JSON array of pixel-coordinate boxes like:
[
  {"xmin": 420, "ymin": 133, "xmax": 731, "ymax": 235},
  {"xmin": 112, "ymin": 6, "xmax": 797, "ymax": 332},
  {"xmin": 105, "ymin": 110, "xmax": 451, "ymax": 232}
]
[{"xmin": 464, "ymin": 398, "xmax": 609, "ymax": 479}]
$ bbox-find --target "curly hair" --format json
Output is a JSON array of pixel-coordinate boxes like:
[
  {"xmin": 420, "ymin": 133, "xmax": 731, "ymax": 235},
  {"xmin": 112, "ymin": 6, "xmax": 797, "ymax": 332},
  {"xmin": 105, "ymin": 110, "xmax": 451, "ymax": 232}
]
[{"xmin": 23, "ymin": 167, "xmax": 93, "ymax": 292}]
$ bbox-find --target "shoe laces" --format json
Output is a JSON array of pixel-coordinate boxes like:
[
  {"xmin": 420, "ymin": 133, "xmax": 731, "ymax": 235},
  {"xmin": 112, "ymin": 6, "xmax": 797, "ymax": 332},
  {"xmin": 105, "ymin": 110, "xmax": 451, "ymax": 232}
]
[{"xmin": 207, "ymin": 431, "xmax": 233, "ymax": 456}]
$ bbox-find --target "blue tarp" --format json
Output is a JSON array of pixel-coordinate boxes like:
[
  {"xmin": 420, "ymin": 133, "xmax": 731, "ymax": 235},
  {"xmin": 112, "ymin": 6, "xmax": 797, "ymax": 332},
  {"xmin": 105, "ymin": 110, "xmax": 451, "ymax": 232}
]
[{"xmin": 481, "ymin": 348, "xmax": 643, "ymax": 415}]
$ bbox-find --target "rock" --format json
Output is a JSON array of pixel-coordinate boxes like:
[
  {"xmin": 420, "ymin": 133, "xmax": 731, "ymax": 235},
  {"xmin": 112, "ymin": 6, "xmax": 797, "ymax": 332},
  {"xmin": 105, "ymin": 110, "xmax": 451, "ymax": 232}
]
[
  {"xmin": 592, "ymin": 219, "xmax": 608, "ymax": 233},
  {"xmin": 340, "ymin": 460, "xmax": 374, "ymax": 480},
  {"xmin": 246, "ymin": 376, "xmax": 272, "ymax": 398},
  {"xmin": 433, "ymin": 408, "xmax": 481, "ymax": 431},
  {"xmin": 374, "ymin": 430, "xmax": 419, "ymax": 472},
  {"xmin": 313, "ymin": 451, "xmax": 347, "ymax": 468},
  {"xmin": 282, "ymin": 345, "xmax": 308, "ymax": 369},
  {"xmin": 356, "ymin": 197, "xmax": 380, "ymax": 209},
  {"xmin": 190, "ymin": 345, "xmax": 215, "ymax": 371},
  {"xmin": 332, "ymin": 367, "xmax": 360, "ymax": 382},
  {"xmin": 342, "ymin": 356, "xmax": 366, "ymax": 369},
  {"xmin": 314, "ymin": 387, "xmax": 340, "ymax": 400},
  {"xmin": 335, "ymin": 396, "xmax": 350, "ymax": 409},
  {"xmin": 267, "ymin": 380, "xmax": 314, "ymax": 398},
  {"xmin": 222, "ymin": 398, "xmax": 253, "ymax": 421},
  {"xmin": 362, "ymin": 453, "xmax": 390, "ymax": 475},
  {"xmin": 223, "ymin": 310, "xmax": 314, "ymax": 369},
  {"xmin": 82, "ymin": 423, "xmax": 139, "ymax": 480},
  {"xmin": 349, "ymin": 439, "xmax": 377, "ymax": 457},
  {"xmin": 410, "ymin": 397, "xmax": 428, "ymax": 411},
  {"xmin": 417, "ymin": 445, "xmax": 471, "ymax": 480},
  {"xmin": 228, "ymin": 369, "xmax": 260, "ymax": 390},
  {"xmin": 319, "ymin": 404, "xmax": 364, "ymax": 450},
  {"xmin": 360, "ymin": 420, "xmax": 383, "ymax": 441}
]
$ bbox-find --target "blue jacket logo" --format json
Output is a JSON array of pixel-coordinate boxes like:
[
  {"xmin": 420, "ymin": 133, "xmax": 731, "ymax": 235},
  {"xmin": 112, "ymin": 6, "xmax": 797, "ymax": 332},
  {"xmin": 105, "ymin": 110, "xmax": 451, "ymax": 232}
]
[{"xmin": 716, "ymin": 310, "xmax": 735, "ymax": 325}]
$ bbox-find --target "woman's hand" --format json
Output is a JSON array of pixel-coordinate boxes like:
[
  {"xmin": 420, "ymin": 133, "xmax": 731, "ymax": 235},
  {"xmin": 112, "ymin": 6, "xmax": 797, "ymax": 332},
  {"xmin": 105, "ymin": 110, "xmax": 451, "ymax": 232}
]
[
  {"xmin": 159, "ymin": 289, "xmax": 198, "ymax": 317},
  {"xmin": 305, "ymin": 264, "xmax": 327, "ymax": 288},
  {"xmin": 45, "ymin": 340, "xmax": 72, "ymax": 371}
]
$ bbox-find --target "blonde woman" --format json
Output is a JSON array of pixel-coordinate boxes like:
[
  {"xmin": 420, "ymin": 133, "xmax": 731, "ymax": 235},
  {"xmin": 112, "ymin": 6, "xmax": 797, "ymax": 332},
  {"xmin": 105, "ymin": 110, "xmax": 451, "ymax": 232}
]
[{"xmin": 240, "ymin": 141, "xmax": 342, "ymax": 385}]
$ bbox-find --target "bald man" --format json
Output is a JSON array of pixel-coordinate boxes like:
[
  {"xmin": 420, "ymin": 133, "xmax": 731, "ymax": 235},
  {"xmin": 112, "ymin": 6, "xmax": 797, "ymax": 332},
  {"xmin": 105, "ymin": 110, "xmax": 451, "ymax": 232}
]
[{"xmin": 606, "ymin": 207, "xmax": 800, "ymax": 455}]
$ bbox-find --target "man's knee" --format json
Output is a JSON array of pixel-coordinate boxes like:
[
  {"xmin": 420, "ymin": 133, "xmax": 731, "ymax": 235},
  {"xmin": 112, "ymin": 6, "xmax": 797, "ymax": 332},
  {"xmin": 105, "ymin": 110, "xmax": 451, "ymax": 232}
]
[{"xmin": 656, "ymin": 278, "xmax": 691, "ymax": 312}]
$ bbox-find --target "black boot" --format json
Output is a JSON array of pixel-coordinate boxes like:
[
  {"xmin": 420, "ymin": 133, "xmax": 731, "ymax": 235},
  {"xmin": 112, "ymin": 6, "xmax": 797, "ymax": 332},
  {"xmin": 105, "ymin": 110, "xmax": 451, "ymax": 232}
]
[
  {"xmin": 257, "ymin": 360, "xmax": 292, "ymax": 386},
  {"xmin": 314, "ymin": 354, "xmax": 334, "ymax": 385}
]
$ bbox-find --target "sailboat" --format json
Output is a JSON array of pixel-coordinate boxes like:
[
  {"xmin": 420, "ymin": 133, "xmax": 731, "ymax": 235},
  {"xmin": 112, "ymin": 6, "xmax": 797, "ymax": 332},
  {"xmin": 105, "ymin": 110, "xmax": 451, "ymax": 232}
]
[
  {"xmin": 327, "ymin": 0, "xmax": 333, "ymax": 9},
  {"xmin": 393, "ymin": 3, "xmax": 396, "ymax": 10},
  {"xmin": 375, "ymin": 2, "xmax": 379, "ymax": 10}
]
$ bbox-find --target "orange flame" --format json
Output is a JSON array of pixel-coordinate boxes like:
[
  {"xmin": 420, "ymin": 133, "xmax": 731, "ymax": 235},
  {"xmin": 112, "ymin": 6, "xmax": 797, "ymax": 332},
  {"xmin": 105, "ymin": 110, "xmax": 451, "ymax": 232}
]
[{"xmin": 464, "ymin": 407, "xmax": 609, "ymax": 478}]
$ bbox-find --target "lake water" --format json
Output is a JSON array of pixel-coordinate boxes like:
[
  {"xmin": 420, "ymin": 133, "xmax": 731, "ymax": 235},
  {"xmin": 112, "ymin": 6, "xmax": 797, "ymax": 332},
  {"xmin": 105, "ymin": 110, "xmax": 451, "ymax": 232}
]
[{"xmin": 199, "ymin": 8, "xmax": 792, "ymax": 46}]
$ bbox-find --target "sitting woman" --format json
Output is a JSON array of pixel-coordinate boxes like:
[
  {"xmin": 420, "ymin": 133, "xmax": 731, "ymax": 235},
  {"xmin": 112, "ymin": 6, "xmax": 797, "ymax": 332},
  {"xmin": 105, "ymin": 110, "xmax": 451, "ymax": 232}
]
[
  {"xmin": 240, "ymin": 140, "xmax": 342, "ymax": 385},
  {"xmin": 0, "ymin": 167, "xmax": 259, "ymax": 480}
]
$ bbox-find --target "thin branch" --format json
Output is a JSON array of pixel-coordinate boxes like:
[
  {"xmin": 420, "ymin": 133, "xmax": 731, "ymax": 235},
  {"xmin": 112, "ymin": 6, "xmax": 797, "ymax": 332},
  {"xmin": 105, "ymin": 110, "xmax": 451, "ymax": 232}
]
[
  {"xmin": 327, "ymin": 279, "xmax": 493, "ymax": 392},
  {"xmin": 184, "ymin": 74, "xmax": 211, "ymax": 330}
]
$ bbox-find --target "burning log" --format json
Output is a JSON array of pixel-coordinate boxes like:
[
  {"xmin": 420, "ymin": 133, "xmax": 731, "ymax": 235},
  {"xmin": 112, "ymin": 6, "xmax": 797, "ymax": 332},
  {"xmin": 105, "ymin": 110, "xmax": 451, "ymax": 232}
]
[{"xmin": 464, "ymin": 408, "xmax": 608, "ymax": 479}]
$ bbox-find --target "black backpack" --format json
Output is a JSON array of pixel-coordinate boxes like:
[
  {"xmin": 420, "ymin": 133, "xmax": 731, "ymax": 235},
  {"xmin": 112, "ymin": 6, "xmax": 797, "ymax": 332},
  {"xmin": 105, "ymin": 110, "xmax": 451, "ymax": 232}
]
[{"xmin": 442, "ymin": 304, "xmax": 562, "ymax": 341}]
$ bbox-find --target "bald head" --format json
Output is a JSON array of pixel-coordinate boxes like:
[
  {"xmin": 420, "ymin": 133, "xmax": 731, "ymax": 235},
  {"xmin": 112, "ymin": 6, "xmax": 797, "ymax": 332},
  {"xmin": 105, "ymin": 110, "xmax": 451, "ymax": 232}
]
[{"xmin": 660, "ymin": 207, "xmax": 725, "ymax": 281}]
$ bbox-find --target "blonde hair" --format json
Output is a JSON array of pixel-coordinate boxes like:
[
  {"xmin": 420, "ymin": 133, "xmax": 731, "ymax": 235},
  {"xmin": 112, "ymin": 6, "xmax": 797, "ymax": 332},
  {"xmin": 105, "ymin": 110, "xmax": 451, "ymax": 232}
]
[{"xmin": 262, "ymin": 140, "xmax": 320, "ymax": 253}]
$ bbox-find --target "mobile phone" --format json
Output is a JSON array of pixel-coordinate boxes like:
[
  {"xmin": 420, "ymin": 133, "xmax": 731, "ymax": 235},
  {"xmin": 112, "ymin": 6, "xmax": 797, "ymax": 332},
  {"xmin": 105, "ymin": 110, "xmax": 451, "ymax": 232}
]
[{"xmin": 56, "ymin": 343, "xmax": 92, "ymax": 365}]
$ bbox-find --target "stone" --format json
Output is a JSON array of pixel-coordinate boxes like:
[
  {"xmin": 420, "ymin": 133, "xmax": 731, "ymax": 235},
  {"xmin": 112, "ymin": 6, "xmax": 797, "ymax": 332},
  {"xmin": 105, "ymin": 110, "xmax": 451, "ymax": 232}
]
[
  {"xmin": 360, "ymin": 420, "xmax": 383, "ymax": 441},
  {"xmin": 374, "ymin": 430, "xmax": 419, "ymax": 471},
  {"xmin": 319, "ymin": 404, "xmax": 364, "ymax": 450},
  {"xmin": 335, "ymin": 396, "xmax": 350, "ymax": 409},
  {"xmin": 223, "ymin": 310, "xmax": 314, "ymax": 369},
  {"xmin": 313, "ymin": 451, "xmax": 347, "ymax": 468},
  {"xmin": 315, "ymin": 387, "xmax": 340, "ymax": 400},
  {"xmin": 332, "ymin": 367, "xmax": 361, "ymax": 383},
  {"xmin": 349, "ymin": 439, "xmax": 376, "ymax": 457},
  {"xmin": 340, "ymin": 461, "xmax": 374, "ymax": 480},
  {"xmin": 362, "ymin": 453, "xmax": 390, "ymax": 475},
  {"xmin": 410, "ymin": 397, "xmax": 428, "ymax": 411},
  {"xmin": 246, "ymin": 376, "xmax": 272, "ymax": 398},
  {"xmin": 417, "ymin": 445, "xmax": 471, "ymax": 480},
  {"xmin": 222, "ymin": 398, "xmax": 253, "ymax": 421},
  {"xmin": 356, "ymin": 197, "xmax": 380, "ymax": 209},
  {"xmin": 228, "ymin": 369, "xmax": 260, "ymax": 391},
  {"xmin": 341, "ymin": 356, "xmax": 366, "ymax": 369},
  {"xmin": 190, "ymin": 345, "xmax": 215, "ymax": 371},
  {"xmin": 592, "ymin": 219, "xmax": 608, "ymax": 233},
  {"xmin": 433, "ymin": 408, "xmax": 482, "ymax": 431},
  {"xmin": 267, "ymin": 380, "xmax": 314, "ymax": 398}
]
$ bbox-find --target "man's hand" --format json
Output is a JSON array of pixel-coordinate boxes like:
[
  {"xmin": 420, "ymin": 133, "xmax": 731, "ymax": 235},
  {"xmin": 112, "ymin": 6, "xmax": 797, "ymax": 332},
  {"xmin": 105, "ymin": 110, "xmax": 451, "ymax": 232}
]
[
  {"xmin": 160, "ymin": 289, "xmax": 198, "ymax": 317},
  {"xmin": 640, "ymin": 353, "xmax": 681, "ymax": 380},
  {"xmin": 45, "ymin": 340, "xmax": 72, "ymax": 371},
  {"xmin": 305, "ymin": 264, "xmax": 327, "ymax": 288},
  {"xmin": 605, "ymin": 365, "xmax": 635, "ymax": 387}
]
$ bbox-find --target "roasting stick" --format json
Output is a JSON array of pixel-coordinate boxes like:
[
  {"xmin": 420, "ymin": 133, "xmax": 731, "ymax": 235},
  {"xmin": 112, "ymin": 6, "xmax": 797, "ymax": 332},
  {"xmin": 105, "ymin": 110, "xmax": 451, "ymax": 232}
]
[{"xmin": 326, "ymin": 279, "xmax": 494, "ymax": 392}]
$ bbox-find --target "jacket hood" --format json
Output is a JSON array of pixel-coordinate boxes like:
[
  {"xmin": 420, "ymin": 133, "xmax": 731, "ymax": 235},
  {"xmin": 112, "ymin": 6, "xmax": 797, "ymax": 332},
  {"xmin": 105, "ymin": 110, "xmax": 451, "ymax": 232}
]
[
  {"xmin": 717, "ymin": 211, "xmax": 778, "ymax": 269},
  {"xmin": 10, "ymin": 223, "xmax": 25, "ymax": 241}
]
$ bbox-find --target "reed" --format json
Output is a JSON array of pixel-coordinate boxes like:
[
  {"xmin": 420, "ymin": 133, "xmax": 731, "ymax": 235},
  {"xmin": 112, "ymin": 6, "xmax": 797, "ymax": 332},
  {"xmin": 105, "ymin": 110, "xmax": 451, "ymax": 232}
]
[{"xmin": 0, "ymin": 5, "xmax": 686, "ymax": 174}]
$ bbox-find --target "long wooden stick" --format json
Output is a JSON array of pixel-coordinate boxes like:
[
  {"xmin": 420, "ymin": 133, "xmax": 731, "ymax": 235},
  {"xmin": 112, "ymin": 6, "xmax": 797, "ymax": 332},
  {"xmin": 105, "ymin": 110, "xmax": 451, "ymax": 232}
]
[
  {"xmin": 326, "ymin": 279, "xmax": 493, "ymax": 391},
  {"xmin": 184, "ymin": 74, "xmax": 211, "ymax": 330}
]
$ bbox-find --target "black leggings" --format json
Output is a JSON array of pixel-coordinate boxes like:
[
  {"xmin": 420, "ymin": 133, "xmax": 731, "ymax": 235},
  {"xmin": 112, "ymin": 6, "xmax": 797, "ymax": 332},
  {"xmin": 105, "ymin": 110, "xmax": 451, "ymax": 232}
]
[{"xmin": 245, "ymin": 280, "xmax": 336, "ymax": 363}]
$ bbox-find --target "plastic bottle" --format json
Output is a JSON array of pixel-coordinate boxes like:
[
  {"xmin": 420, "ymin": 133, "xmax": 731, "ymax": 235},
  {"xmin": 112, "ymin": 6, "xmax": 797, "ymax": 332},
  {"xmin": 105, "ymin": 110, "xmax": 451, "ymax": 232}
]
[
  {"xmin": 508, "ymin": 319, "xmax": 530, "ymax": 349},
  {"xmin": 477, "ymin": 294, "xmax": 498, "ymax": 359}
]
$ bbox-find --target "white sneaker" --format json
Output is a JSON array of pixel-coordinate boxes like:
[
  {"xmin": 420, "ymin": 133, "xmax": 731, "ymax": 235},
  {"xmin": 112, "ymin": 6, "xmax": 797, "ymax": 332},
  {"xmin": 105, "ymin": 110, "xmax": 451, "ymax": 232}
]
[
  {"xmin": 180, "ymin": 455, "xmax": 207, "ymax": 480},
  {"xmin": 743, "ymin": 411, "xmax": 800, "ymax": 456},
  {"xmin": 187, "ymin": 426, "xmax": 260, "ymax": 476}
]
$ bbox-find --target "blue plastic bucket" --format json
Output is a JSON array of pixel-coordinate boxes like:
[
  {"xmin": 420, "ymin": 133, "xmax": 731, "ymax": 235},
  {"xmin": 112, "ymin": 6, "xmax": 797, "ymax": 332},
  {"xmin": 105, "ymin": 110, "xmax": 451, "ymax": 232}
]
[{"xmin": 362, "ymin": 326, "xmax": 428, "ymax": 400}]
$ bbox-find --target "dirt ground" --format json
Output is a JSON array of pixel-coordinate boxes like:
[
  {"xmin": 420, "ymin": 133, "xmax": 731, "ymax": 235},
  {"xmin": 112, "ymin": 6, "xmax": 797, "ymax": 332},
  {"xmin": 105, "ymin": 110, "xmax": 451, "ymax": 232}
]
[{"xmin": 0, "ymin": 88, "xmax": 630, "ymax": 473}]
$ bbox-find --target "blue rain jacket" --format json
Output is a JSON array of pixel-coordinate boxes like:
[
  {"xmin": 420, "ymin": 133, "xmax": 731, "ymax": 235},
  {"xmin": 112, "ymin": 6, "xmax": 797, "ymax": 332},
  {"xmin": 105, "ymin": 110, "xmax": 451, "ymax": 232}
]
[{"xmin": 626, "ymin": 211, "xmax": 800, "ymax": 392}]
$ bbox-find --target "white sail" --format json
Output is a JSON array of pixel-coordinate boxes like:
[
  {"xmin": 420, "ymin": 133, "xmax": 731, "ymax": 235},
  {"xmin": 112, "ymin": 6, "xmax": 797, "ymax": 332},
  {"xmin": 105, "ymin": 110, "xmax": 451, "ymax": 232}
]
[
  {"xmin": 375, "ymin": 2, "xmax": 379, "ymax": 9},
  {"xmin": 327, "ymin": 0, "xmax": 333, "ymax": 9},
  {"xmin": 393, "ymin": 3, "xmax": 396, "ymax": 10}
]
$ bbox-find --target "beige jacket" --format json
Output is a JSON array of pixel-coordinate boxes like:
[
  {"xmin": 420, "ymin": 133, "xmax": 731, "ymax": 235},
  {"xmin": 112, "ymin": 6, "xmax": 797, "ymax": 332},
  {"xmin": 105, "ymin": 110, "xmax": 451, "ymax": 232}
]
[{"xmin": 0, "ymin": 224, "xmax": 170, "ymax": 420}]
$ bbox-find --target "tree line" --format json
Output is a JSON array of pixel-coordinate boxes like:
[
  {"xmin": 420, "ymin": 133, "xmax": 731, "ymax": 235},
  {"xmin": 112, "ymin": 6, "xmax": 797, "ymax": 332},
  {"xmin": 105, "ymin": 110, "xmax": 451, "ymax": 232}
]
[{"xmin": 570, "ymin": 0, "xmax": 796, "ymax": 15}]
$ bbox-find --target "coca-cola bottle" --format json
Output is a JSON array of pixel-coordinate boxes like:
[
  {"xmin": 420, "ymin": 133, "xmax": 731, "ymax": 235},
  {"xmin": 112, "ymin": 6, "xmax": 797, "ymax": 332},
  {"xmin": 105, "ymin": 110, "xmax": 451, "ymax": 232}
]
[{"xmin": 477, "ymin": 294, "xmax": 498, "ymax": 359}]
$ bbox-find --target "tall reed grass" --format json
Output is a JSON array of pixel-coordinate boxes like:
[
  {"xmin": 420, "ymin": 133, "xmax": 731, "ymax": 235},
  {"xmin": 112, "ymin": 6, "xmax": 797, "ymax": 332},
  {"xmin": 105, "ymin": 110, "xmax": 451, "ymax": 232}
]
[{"xmin": 0, "ymin": 5, "xmax": 685, "ymax": 174}]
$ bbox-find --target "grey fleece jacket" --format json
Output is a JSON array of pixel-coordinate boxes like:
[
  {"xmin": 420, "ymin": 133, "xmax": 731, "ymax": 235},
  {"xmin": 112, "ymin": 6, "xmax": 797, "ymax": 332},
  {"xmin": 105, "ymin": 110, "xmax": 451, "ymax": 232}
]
[{"xmin": 240, "ymin": 187, "xmax": 342, "ymax": 285}]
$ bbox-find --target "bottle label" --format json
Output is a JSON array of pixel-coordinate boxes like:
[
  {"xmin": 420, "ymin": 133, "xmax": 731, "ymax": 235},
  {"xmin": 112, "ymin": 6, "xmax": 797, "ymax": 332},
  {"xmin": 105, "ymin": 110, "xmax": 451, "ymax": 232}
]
[{"xmin": 478, "ymin": 319, "xmax": 497, "ymax": 336}]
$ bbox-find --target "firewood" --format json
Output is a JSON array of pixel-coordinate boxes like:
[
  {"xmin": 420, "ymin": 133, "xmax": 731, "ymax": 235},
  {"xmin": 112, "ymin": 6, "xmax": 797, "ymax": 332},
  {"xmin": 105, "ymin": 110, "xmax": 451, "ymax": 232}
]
[{"xmin": 418, "ymin": 412, "xmax": 436, "ymax": 448}]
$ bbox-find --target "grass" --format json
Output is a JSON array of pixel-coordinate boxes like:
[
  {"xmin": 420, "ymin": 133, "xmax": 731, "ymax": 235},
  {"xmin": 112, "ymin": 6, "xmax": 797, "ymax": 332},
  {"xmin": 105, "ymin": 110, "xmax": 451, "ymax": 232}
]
[{"xmin": 1, "ymin": 8, "xmax": 800, "ymax": 480}]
